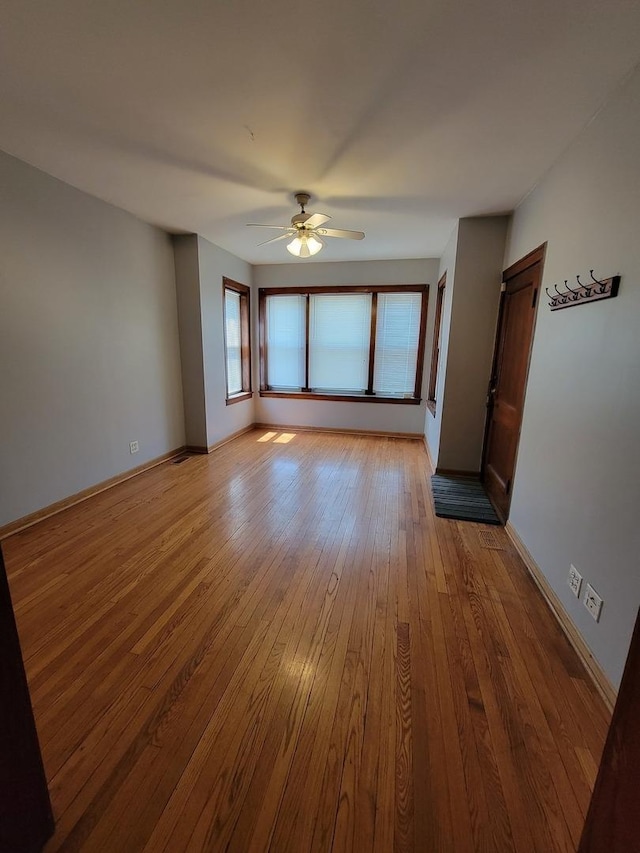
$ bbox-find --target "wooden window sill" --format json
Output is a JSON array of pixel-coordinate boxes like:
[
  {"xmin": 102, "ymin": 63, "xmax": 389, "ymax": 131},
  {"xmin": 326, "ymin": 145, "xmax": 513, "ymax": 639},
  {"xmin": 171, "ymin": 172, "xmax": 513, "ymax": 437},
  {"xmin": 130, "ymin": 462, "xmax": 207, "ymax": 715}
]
[
  {"xmin": 259, "ymin": 391, "xmax": 421, "ymax": 406},
  {"xmin": 226, "ymin": 391, "xmax": 253, "ymax": 406}
]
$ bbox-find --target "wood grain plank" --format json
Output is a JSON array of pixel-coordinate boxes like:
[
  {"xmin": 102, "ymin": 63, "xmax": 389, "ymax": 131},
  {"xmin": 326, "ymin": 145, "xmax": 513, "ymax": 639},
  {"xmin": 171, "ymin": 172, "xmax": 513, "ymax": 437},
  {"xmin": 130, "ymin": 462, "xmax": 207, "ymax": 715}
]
[
  {"xmin": 394, "ymin": 621, "xmax": 413, "ymax": 852},
  {"xmin": 0, "ymin": 429, "xmax": 609, "ymax": 853}
]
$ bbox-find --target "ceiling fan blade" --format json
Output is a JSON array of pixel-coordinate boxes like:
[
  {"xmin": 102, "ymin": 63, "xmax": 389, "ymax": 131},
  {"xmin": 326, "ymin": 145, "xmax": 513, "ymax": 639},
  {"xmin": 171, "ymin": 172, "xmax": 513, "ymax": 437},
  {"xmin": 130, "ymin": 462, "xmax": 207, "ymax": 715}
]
[
  {"xmin": 257, "ymin": 232, "xmax": 293, "ymax": 246},
  {"xmin": 317, "ymin": 227, "xmax": 365, "ymax": 240},
  {"xmin": 304, "ymin": 213, "xmax": 331, "ymax": 229},
  {"xmin": 246, "ymin": 224, "xmax": 291, "ymax": 230}
]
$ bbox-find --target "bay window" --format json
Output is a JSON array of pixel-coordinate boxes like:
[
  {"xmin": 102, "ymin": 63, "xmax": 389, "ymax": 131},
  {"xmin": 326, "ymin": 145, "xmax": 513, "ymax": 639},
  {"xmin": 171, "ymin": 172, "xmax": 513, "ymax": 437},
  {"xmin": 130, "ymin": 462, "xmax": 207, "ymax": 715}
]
[{"xmin": 259, "ymin": 285, "xmax": 428, "ymax": 403}]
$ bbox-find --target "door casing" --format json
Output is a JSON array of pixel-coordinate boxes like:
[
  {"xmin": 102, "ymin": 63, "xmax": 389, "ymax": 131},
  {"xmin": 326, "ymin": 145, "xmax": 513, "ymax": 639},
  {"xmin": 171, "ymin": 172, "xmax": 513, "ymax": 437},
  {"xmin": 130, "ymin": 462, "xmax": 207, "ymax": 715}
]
[{"xmin": 481, "ymin": 243, "xmax": 546, "ymax": 521}]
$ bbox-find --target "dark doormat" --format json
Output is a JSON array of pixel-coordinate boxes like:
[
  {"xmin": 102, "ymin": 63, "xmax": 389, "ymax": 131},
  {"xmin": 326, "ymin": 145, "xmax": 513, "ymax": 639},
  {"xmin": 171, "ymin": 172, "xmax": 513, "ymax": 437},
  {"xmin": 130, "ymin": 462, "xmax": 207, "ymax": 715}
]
[{"xmin": 431, "ymin": 474, "xmax": 502, "ymax": 525}]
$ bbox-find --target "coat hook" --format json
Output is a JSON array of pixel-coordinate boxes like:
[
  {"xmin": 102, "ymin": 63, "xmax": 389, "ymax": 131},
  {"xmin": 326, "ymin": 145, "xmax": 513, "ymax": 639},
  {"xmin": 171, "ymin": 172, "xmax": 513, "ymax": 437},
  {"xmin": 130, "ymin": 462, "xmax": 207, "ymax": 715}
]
[{"xmin": 547, "ymin": 270, "xmax": 620, "ymax": 311}]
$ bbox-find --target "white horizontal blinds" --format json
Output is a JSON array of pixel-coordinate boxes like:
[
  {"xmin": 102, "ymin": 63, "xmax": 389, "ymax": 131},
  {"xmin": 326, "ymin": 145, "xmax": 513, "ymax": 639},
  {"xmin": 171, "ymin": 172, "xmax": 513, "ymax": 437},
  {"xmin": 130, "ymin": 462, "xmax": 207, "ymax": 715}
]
[
  {"xmin": 225, "ymin": 288, "xmax": 242, "ymax": 395},
  {"xmin": 266, "ymin": 294, "xmax": 306, "ymax": 388},
  {"xmin": 309, "ymin": 293, "xmax": 371, "ymax": 391},
  {"xmin": 373, "ymin": 292, "xmax": 422, "ymax": 395}
]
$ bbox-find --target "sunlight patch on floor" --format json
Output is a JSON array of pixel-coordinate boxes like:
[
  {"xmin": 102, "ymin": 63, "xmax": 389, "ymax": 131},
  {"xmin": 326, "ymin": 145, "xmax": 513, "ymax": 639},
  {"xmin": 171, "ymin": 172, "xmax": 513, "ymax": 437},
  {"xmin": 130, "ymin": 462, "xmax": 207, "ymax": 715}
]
[
  {"xmin": 257, "ymin": 431, "xmax": 297, "ymax": 444},
  {"xmin": 274, "ymin": 433, "xmax": 296, "ymax": 444}
]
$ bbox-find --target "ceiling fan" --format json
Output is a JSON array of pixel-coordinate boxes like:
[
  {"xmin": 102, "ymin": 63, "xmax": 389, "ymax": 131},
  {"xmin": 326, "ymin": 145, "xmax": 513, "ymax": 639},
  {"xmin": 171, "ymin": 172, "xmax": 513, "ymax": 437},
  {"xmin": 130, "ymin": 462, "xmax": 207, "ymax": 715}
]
[{"xmin": 247, "ymin": 192, "xmax": 365, "ymax": 258}]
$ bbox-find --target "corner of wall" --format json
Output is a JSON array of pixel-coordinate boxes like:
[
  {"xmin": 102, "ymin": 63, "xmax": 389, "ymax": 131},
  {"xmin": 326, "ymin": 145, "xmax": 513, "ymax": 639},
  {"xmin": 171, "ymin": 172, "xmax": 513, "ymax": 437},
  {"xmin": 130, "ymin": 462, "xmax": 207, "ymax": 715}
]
[
  {"xmin": 432, "ymin": 217, "xmax": 508, "ymax": 473},
  {"xmin": 173, "ymin": 234, "xmax": 208, "ymax": 448}
]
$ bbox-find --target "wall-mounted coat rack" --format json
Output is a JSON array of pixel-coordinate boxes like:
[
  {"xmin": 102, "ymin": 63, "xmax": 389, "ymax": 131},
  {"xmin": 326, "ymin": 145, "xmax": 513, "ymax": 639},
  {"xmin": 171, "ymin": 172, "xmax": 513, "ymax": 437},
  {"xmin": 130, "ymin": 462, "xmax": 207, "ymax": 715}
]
[{"xmin": 546, "ymin": 270, "xmax": 620, "ymax": 311}]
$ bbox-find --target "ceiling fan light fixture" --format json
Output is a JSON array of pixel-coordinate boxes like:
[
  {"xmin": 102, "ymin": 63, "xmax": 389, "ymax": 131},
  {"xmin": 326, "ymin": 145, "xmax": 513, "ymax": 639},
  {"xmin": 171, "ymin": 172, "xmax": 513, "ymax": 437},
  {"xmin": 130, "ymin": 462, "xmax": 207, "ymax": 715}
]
[
  {"xmin": 248, "ymin": 192, "xmax": 364, "ymax": 256},
  {"xmin": 286, "ymin": 231, "xmax": 323, "ymax": 258}
]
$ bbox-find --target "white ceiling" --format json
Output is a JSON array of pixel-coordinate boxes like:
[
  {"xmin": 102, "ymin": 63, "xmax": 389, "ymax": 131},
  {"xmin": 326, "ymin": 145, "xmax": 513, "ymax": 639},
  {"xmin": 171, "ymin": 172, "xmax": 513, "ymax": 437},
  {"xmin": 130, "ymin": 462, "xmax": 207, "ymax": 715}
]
[{"xmin": 2, "ymin": 0, "xmax": 640, "ymax": 264}]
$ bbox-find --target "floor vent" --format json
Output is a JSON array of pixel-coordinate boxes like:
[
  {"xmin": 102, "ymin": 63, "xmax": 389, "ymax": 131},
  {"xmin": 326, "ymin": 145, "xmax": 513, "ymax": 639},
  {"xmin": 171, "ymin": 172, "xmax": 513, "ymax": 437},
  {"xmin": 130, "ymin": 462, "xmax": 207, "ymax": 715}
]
[
  {"xmin": 172, "ymin": 454, "xmax": 192, "ymax": 465},
  {"xmin": 478, "ymin": 529, "xmax": 505, "ymax": 550}
]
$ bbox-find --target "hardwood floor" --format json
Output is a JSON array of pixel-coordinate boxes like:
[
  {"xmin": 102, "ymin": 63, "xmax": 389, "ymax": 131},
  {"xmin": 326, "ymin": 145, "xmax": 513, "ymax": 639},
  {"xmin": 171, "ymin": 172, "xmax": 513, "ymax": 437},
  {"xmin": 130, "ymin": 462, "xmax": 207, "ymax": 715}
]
[{"xmin": 3, "ymin": 430, "xmax": 609, "ymax": 852}]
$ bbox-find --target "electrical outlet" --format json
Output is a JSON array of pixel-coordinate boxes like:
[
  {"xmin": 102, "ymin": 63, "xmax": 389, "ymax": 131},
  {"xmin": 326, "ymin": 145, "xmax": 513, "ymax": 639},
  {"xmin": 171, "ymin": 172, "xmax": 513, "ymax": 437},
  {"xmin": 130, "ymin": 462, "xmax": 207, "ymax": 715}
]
[
  {"xmin": 567, "ymin": 564, "xmax": 582, "ymax": 597},
  {"xmin": 129, "ymin": 440, "xmax": 139, "ymax": 454},
  {"xmin": 584, "ymin": 584, "xmax": 603, "ymax": 622}
]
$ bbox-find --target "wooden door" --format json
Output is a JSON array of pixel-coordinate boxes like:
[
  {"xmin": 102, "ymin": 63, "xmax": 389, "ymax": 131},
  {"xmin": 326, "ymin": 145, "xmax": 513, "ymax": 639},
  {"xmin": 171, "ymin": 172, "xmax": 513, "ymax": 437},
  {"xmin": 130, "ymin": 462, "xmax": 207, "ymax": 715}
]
[
  {"xmin": 482, "ymin": 245, "xmax": 545, "ymax": 521},
  {"xmin": 0, "ymin": 545, "xmax": 54, "ymax": 852}
]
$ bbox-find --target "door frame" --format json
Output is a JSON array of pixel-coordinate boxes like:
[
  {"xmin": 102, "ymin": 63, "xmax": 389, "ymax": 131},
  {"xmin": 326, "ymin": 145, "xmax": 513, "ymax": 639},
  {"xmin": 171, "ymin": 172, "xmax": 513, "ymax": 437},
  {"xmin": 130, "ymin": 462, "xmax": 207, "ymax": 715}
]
[
  {"xmin": 481, "ymin": 242, "xmax": 546, "ymax": 521},
  {"xmin": 0, "ymin": 544, "xmax": 55, "ymax": 851}
]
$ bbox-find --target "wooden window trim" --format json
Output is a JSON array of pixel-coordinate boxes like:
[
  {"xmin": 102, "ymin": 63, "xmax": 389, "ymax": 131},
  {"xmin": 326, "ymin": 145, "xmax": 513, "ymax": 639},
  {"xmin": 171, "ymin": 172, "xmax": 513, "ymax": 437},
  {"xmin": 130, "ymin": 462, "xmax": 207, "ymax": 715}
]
[
  {"xmin": 366, "ymin": 292, "xmax": 378, "ymax": 395},
  {"xmin": 260, "ymin": 284, "xmax": 427, "ymax": 296},
  {"xmin": 427, "ymin": 273, "xmax": 446, "ymax": 415},
  {"xmin": 226, "ymin": 391, "xmax": 253, "ymax": 406},
  {"xmin": 258, "ymin": 284, "xmax": 429, "ymax": 405},
  {"xmin": 259, "ymin": 391, "xmax": 422, "ymax": 405},
  {"xmin": 223, "ymin": 277, "xmax": 252, "ymax": 405},
  {"xmin": 303, "ymin": 294, "xmax": 311, "ymax": 392}
]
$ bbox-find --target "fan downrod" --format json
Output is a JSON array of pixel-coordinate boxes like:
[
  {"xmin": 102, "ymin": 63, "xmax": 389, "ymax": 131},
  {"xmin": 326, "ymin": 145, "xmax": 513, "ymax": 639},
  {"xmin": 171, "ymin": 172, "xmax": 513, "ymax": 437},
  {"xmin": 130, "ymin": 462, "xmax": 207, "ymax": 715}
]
[{"xmin": 294, "ymin": 192, "xmax": 311, "ymax": 212}]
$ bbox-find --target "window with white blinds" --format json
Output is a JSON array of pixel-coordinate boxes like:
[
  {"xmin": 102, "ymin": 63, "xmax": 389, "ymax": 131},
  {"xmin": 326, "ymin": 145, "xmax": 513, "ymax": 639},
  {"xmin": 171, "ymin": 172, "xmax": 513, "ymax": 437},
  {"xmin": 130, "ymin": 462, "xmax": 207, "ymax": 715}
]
[
  {"xmin": 224, "ymin": 289, "xmax": 242, "ymax": 395},
  {"xmin": 266, "ymin": 293, "xmax": 306, "ymax": 388},
  {"xmin": 223, "ymin": 278, "xmax": 251, "ymax": 403},
  {"xmin": 260, "ymin": 285, "xmax": 427, "ymax": 403},
  {"xmin": 309, "ymin": 294, "xmax": 371, "ymax": 391},
  {"xmin": 373, "ymin": 292, "xmax": 422, "ymax": 396}
]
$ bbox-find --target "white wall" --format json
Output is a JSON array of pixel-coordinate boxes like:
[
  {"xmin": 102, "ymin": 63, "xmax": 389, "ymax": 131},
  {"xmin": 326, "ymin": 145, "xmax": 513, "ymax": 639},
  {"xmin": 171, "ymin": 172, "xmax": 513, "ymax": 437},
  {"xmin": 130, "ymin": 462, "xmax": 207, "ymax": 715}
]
[
  {"xmin": 172, "ymin": 235, "xmax": 254, "ymax": 449},
  {"xmin": 174, "ymin": 235, "xmax": 207, "ymax": 448},
  {"xmin": 425, "ymin": 224, "xmax": 458, "ymax": 462},
  {"xmin": 437, "ymin": 217, "xmax": 509, "ymax": 471},
  {"xmin": 253, "ymin": 258, "xmax": 440, "ymax": 434},
  {"xmin": 197, "ymin": 237, "xmax": 254, "ymax": 447},
  {"xmin": 425, "ymin": 217, "xmax": 508, "ymax": 472},
  {"xmin": 505, "ymin": 65, "xmax": 640, "ymax": 688},
  {"xmin": 0, "ymin": 151, "xmax": 185, "ymax": 527}
]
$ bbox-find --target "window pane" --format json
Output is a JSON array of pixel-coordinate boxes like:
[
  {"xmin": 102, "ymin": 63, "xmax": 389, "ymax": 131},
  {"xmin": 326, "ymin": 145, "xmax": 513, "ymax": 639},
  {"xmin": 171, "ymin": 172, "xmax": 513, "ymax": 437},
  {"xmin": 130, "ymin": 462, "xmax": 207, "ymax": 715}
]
[
  {"xmin": 266, "ymin": 294, "xmax": 306, "ymax": 388},
  {"xmin": 373, "ymin": 292, "xmax": 422, "ymax": 396},
  {"xmin": 309, "ymin": 294, "xmax": 371, "ymax": 392},
  {"xmin": 225, "ymin": 289, "xmax": 242, "ymax": 395}
]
